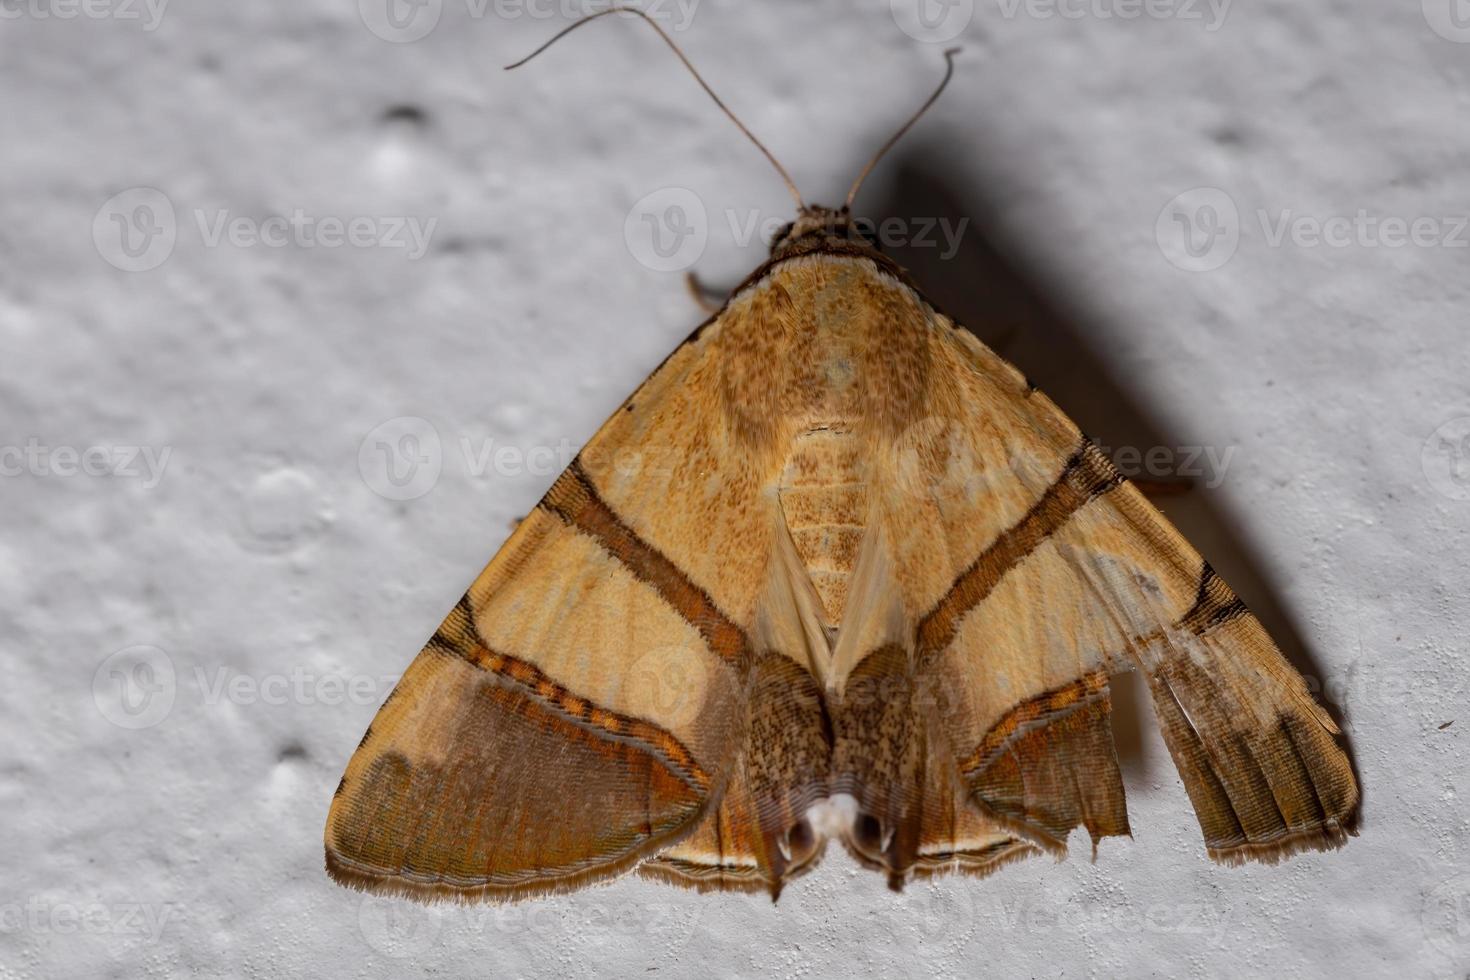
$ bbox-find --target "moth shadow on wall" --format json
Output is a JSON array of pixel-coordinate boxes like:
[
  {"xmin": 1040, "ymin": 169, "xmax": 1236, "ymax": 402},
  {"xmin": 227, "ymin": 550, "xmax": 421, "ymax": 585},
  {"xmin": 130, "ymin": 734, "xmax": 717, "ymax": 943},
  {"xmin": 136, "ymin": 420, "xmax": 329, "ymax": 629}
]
[{"xmin": 860, "ymin": 141, "xmax": 1361, "ymax": 818}]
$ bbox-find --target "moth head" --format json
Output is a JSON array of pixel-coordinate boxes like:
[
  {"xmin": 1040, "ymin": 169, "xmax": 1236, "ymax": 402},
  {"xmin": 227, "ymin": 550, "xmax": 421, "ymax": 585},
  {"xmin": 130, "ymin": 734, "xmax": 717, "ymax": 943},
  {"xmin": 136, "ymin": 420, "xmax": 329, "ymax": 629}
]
[{"xmin": 769, "ymin": 205, "xmax": 880, "ymax": 255}]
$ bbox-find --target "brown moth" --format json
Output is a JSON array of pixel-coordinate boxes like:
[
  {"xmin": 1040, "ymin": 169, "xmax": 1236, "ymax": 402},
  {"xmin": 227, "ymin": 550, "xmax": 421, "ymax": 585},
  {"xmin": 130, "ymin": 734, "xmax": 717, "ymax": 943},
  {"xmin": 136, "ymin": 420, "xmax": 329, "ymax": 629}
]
[{"xmin": 325, "ymin": 9, "xmax": 1358, "ymax": 903}]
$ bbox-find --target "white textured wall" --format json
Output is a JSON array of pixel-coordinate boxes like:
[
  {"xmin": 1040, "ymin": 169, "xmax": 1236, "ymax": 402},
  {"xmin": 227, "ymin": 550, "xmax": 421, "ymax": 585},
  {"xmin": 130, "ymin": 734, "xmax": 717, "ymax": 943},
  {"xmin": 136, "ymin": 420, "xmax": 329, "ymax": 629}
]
[{"xmin": 4, "ymin": 0, "xmax": 1469, "ymax": 976}]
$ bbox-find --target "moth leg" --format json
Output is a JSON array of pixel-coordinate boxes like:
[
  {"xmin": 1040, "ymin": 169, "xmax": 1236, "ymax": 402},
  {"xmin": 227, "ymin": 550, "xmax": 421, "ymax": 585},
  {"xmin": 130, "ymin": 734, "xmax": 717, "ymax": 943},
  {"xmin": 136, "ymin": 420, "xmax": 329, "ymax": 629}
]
[{"xmin": 685, "ymin": 271, "xmax": 725, "ymax": 315}]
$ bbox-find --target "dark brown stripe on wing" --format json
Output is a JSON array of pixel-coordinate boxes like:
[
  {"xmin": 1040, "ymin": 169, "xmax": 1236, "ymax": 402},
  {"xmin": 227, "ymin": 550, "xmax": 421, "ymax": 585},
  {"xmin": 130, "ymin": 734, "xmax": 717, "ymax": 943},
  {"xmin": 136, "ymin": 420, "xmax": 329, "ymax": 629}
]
[
  {"xmin": 916, "ymin": 439, "xmax": 1123, "ymax": 662},
  {"xmin": 1177, "ymin": 562, "xmax": 1249, "ymax": 636},
  {"xmin": 426, "ymin": 609, "xmax": 710, "ymax": 795},
  {"xmin": 539, "ymin": 460, "xmax": 751, "ymax": 672},
  {"xmin": 958, "ymin": 670, "xmax": 1111, "ymax": 778}
]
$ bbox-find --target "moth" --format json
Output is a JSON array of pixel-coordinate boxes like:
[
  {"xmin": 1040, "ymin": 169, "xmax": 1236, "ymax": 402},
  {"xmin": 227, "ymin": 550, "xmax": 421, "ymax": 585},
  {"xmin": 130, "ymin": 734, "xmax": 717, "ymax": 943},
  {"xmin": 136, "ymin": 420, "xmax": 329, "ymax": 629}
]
[{"xmin": 326, "ymin": 9, "xmax": 1358, "ymax": 903}]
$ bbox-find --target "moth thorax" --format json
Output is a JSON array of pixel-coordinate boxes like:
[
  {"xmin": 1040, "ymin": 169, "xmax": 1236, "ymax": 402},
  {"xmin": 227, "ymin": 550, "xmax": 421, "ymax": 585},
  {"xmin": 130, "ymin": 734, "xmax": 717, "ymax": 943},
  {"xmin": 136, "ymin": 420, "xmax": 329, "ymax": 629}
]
[{"xmin": 770, "ymin": 205, "xmax": 880, "ymax": 254}]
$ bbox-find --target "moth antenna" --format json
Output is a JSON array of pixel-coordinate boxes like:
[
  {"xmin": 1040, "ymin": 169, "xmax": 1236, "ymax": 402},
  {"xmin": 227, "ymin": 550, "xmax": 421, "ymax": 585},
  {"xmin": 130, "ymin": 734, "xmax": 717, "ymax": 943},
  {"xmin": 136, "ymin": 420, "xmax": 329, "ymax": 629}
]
[
  {"xmin": 843, "ymin": 48, "xmax": 961, "ymax": 212},
  {"xmin": 505, "ymin": 6, "xmax": 805, "ymax": 209}
]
